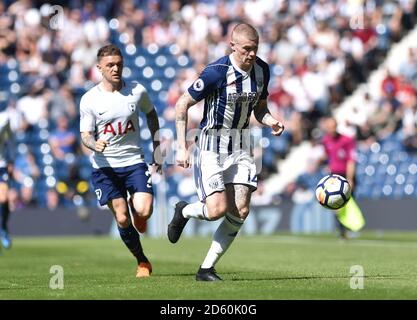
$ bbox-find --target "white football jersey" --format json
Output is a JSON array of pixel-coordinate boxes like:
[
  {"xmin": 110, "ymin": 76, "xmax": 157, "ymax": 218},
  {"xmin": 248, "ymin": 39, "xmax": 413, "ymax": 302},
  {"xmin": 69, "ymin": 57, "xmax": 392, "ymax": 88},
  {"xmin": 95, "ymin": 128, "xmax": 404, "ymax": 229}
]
[
  {"xmin": 79, "ymin": 81, "xmax": 154, "ymax": 168},
  {"xmin": 0, "ymin": 111, "xmax": 12, "ymax": 168}
]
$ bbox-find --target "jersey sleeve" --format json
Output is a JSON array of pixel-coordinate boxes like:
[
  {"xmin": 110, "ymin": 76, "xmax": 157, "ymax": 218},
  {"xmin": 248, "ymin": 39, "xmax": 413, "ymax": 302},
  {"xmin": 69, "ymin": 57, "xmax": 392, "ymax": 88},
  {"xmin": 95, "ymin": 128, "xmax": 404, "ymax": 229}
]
[
  {"xmin": 187, "ymin": 66, "xmax": 223, "ymax": 102},
  {"xmin": 138, "ymin": 89, "xmax": 154, "ymax": 114},
  {"xmin": 79, "ymin": 96, "xmax": 96, "ymax": 132}
]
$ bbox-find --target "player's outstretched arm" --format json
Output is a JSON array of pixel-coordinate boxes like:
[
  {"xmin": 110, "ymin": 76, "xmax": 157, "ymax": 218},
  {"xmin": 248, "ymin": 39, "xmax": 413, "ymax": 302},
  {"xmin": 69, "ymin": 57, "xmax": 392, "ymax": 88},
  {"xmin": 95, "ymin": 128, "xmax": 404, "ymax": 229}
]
[
  {"xmin": 175, "ymin": 91, "xmax": 198, "ymax": 168},
  {"xmin": 145, "ymin": 108, "xmax": 162, "ymax": 173},
  {"xmin": 81, "ymin": 131, "xmax": 109, "ymax": 152},
  {"xmin": 253, "ymin": 99, "xmax": 285, "ymax": 136}
]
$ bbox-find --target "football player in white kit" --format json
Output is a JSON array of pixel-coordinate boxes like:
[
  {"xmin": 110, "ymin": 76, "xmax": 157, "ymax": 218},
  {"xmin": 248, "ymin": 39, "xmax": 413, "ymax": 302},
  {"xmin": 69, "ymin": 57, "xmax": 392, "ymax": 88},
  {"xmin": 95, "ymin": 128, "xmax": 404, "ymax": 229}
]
[
  {"xmin": 168, "ymin": 23, "xmax": 285, "ymax": 281},
  {"xmin": 0, "ymin": 104, "xmax": 14, "ymax": 250},
  {"xmin": 80, "ymin": 44, "xmax": 161, "ymax": 278}
]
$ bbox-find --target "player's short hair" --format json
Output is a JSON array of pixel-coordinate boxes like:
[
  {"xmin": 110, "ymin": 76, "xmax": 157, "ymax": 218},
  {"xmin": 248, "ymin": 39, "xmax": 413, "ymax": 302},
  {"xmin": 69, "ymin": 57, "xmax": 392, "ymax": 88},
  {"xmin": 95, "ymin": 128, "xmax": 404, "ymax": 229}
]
[
  {"xmin": 231, "ymin": 23, "xmax": 259, "ymax": 42},
  {"xmin": 97, "ymin": 44, "xmax": 123, "ymax": 62}
]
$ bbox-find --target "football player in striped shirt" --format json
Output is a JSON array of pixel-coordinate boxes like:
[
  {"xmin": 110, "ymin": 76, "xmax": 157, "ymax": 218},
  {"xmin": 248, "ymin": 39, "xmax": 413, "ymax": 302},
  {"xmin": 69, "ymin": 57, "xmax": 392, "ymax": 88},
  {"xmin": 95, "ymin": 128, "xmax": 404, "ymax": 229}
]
[{"xmin": 168, "ymin": 23, "xmax": 285, "ymax": 281}]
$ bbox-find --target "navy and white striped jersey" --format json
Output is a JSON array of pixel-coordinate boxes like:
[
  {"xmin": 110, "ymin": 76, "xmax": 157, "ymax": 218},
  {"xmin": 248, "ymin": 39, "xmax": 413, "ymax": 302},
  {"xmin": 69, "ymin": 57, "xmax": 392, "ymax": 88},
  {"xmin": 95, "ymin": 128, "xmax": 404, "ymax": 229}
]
[{"xmin": 188, "ymin": 54, "xmax": 270, "ymax": 153}]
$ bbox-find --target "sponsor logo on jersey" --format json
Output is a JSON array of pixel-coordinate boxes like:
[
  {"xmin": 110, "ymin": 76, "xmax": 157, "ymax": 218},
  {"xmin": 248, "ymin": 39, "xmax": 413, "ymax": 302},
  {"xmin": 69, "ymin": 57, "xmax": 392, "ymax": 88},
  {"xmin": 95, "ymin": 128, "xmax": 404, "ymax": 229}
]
[
  {"xmin": 227, "ymin": 92, "xmax": 259, "ymax": 104},
  {"xmin": 103, "ymin": 120, "xmax": 136, "ymax": 136}
]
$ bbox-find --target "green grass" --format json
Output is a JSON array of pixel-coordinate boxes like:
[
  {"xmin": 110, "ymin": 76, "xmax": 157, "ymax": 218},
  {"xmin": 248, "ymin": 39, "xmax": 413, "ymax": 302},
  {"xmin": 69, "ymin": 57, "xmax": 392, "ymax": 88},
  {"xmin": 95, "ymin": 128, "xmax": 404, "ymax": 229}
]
[{"xmin": 1, "ymin": 232, "xmax": 417, "ymax": 299}]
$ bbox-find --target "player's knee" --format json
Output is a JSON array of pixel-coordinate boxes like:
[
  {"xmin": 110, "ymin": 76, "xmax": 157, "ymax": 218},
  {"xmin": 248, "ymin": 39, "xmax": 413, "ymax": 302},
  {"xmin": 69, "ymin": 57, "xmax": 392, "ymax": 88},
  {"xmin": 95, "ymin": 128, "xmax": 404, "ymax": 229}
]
[
  {"xmin": 206, "ymin": 202, "xmax": 228, "ymax": 220},
  {"xmin": 230, "ymin": 206, "xmax": 250, "ymax": 219},
  {"xmin": 133, "ymin": 203, "xmax": 153, "ymax": 219},
  {"xmin": 238, "ymin": 206, "xmax": 250, "ymax": 219},
  {"xmin": 115, "ymin": 214, "xmax": 130, "ymax": 228}
]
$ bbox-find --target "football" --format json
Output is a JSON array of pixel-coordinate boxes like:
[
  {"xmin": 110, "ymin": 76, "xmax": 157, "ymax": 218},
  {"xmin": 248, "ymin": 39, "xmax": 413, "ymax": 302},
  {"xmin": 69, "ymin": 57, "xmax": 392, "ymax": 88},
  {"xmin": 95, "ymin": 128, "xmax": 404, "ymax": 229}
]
[{"xmin": 315, "ymin": 174, "xmax": 351, "ymax": 210}]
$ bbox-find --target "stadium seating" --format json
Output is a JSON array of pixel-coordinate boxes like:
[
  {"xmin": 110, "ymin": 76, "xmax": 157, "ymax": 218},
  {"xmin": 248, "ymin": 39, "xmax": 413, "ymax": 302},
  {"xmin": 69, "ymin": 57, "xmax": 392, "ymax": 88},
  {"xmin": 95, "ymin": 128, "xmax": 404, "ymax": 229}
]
[{"xmin": 3, "ymin": 1, "xmax": 417, "ymax": 210}]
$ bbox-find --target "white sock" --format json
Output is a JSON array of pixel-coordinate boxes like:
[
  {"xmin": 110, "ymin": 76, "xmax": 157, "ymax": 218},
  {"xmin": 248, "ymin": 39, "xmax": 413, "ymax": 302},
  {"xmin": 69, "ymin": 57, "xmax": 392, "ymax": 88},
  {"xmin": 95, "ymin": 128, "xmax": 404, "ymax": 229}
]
[
  {"xmin": 201, "ymin": 213, "xmax": 245, "ymax": 269},
  {"xmin": 182, "ymin": 201, "xmax": 210, "ymax": 220}
]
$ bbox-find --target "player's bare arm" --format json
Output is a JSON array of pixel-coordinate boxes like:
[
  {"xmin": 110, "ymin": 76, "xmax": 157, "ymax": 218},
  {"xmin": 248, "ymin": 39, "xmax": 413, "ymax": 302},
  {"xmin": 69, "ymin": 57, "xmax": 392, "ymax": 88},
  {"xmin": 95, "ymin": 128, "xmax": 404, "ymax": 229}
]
[
  {"xmin": 253, "ymin": 99, "xmax": 285, "ymax": 136},
  {"xmin": 175, "ymin": 91, "xmax": 198, "ymax": 168},
  {"xmin": 145, "ymin": 108, "xmax": 162, "ymax": 173},
  {"xmin": 81, "ymin": 131, "xmax": 109, "ymax": 152}
]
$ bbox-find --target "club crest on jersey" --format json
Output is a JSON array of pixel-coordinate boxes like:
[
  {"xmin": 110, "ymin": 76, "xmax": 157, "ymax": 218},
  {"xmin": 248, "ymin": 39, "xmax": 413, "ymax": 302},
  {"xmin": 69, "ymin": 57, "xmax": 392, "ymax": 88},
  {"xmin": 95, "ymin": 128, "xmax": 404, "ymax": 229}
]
[
  {"xmin": 193, "ymin": 79, "xmax": 204, "ymax": 91},
  {"xmin": 128, "ymin": 103, "xmax": 136, "ymax": 112}
]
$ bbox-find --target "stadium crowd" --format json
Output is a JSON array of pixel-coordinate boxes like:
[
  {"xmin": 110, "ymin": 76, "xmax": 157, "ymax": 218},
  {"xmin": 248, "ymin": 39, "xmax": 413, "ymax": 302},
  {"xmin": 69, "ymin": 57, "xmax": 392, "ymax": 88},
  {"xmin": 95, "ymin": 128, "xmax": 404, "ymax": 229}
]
[{"xmin": 1, "ymin": 0, "xmax": 417, "ymax": 212}]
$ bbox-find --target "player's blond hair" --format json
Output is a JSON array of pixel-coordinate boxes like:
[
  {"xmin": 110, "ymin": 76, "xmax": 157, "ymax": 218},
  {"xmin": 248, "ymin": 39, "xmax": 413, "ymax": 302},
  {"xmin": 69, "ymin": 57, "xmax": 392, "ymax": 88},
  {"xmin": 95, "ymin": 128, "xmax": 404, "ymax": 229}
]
[{"xmin": 231, "ymin": 23, "xmax": 259, "ymax": 42}]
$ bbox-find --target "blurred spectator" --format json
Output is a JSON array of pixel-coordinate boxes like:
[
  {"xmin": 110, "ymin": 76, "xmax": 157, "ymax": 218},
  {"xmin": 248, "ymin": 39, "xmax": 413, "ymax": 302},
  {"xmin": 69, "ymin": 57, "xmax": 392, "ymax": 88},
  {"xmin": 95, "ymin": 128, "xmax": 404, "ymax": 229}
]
[
  {"xmin": 367, "ymin": 100, "xmax": 401, "ymax": 140},
  {"xmin": 49, "ymin": 114, "xmax": 77, "ymax": 161},
  {"xmin": 55, "ymin": 164, "xmax": 90, "ymax": 208},
  {"xmin": 399, "ymin": 47, "xmax": 417, "ymax": 81},
  {"xmin": 13, "ymin": 149, "xmax": 40, "ymax": 207},
  {"xmin": 402, "ymin": 103, "xmax": 417, "ymax": 152},
  {"xmin": 48, "ymin": 84, "xmax": 77, "ymax": 120},
  {"xmin": 16, "ymin": 79, "xmax": 50, "ymax": 131},
  {"xmin": 1, "ymin": 0, "xmax": 416, "ymax": 211},
  {"xmin": 46, "ymin": 188, "xmax": 59, "ymax": 211}
]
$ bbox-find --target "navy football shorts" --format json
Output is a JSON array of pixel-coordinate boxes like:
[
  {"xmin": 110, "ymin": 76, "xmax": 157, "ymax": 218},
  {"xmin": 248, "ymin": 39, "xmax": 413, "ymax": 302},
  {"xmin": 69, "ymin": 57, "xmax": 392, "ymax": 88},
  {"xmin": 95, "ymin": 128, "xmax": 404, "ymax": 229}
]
[{"xmin": 91, "ymin": 162, "xmax": 153, "ymax": 206}]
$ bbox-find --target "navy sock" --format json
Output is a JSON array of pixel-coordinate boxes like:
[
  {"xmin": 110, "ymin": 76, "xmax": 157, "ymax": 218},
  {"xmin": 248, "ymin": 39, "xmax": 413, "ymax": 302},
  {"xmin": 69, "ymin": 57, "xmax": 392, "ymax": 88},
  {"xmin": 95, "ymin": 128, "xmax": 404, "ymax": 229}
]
[
  {"xmin": 118, "ymin": 224, "xmax": 148, "ymax": 264},
  {"xmin": 0, "ymin": 202, "xmax": 9, "ymax": 232}
]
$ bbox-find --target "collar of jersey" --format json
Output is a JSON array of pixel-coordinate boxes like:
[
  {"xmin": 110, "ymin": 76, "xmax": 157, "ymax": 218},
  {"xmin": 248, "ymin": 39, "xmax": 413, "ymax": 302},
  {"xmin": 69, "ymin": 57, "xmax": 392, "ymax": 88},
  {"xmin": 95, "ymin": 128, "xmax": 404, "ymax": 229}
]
[
  {"xmin": 229, "ymin": 54, "xmax": 252, "ymax": 75},
  {"xmin": 97, "ymin": 80, "xmax": 125, "ymax": 93}
]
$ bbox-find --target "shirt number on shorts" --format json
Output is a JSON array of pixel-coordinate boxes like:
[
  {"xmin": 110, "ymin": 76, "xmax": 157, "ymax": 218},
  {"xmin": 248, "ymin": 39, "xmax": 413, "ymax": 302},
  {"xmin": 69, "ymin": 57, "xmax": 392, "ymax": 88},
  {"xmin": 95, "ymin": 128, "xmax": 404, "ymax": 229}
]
[
  {"xmin": 145, "ymin": 170, "xmax": 152, "ymax": 188},
  {"xmin": 248, "ymin": 169, "xmax": 257, "ymax": 183},
  {"xmin": 95, "ymin": 189, "xmax": 102, "ymax": 200}
]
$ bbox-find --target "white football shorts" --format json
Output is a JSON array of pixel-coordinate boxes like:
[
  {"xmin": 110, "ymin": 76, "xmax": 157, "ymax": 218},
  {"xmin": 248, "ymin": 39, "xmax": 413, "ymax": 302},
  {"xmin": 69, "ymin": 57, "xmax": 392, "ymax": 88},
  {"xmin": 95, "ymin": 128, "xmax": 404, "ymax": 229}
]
[{"xmin": 192, "ymin": 149, "xmax": 258, "ymax": 201}]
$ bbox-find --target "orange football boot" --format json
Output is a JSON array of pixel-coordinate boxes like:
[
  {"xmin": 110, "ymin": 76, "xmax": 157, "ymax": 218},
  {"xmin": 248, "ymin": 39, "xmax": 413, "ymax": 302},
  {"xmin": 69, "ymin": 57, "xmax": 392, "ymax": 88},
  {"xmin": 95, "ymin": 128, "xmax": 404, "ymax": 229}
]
[{"xmin": 136, "ymin": 262, "xmax": 152, "ymax": 278}]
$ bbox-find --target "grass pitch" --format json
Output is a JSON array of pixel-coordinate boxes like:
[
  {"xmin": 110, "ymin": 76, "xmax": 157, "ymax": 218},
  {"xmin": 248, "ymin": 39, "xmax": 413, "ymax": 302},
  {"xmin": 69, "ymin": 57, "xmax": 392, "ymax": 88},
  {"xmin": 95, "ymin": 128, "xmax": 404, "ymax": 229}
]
[{"xmin": 1, "ymin": 232, "xmax": 417, "ymax": 300}]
